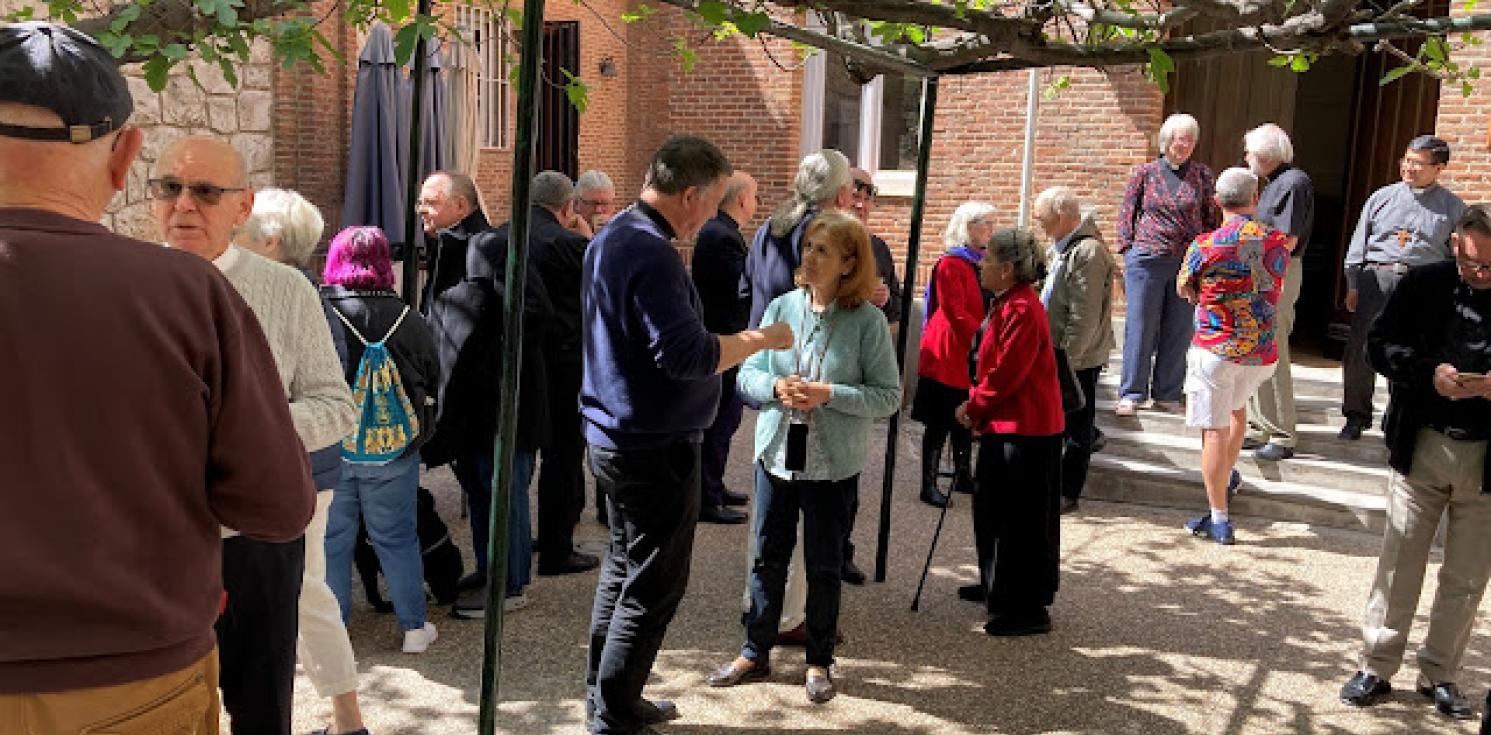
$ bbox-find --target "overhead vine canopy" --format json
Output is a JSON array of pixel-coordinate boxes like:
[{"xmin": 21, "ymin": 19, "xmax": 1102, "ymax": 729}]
[{"xmin": 7, "ymin": 0, "xmax": 1490, "ymax": 93}]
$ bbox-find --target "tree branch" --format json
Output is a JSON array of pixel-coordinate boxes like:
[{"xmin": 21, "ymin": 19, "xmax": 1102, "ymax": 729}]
[{"xmin": 71, "ymin": 0, "xmax": 303, "ymax": 63}]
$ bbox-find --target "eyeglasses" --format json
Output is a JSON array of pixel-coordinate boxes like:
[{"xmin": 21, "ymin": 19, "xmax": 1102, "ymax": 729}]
[
  {"xmin": 579, "ymin": 198, "xmax": 616, "ymax": 210},
  {"xmin": 1457, "ymin": 257, "xmax": 1491, "ymax": 275},
  {"xmin": 853, "ymin": 180, "xmax": 878, "ymax": 198},
  {"xmin": 1401, "ymin": 157, "xmax": 1440, "ymax": 170},
  {"xmin": 147, "ymin": 177, "xmax": 246, "ymax": 205}
]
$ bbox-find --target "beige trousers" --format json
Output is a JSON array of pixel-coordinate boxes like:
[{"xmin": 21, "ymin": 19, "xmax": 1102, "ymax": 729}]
[
  {"xmin": 1246, "ymin": 256, "xmax": 1303, "ymax": 447},
  {"xmin": 0, "ymin": 651, "xmax": 219, "ymax": 735},
  {"xmin": 297, "ymin": 491, "xmax": 361, "ymax": 698},
  {"xmin": 1361, "ymin": 429, "xmax": 1491, "ymax": 682}
]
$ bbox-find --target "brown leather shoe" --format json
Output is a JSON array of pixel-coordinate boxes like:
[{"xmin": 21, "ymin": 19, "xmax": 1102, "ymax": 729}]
[
  {"xmin": 705, "ymin": 658, "xmax": 770, "ymax": 687},
  {"xmin": 776, "ymin": 623, "xmax": 807, "ymax": 646},
  {"xmin": 805, "ymin": 669, "xmax": 836, "ymax": 703}
]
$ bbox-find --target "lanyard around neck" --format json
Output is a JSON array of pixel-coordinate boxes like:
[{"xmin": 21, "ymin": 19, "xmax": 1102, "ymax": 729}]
[{"xmin": 793, "ymin": 290, "xmax": 838, "ymax": 383}]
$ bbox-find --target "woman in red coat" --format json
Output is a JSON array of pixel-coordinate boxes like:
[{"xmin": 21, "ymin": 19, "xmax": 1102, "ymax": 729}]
[
  {"xmin": 956, "ymin": 228, "xmax": 1065, "ymax": 637},
  {"xmin": 912, "ymin": 201, "xmax": 996, "ymax": 507}
]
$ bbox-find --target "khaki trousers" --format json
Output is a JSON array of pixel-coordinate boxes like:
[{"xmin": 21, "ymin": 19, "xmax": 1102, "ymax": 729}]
[
  {"xmin": 297, "ymin": 490, "xmax": 360, "ymax": 698},
  {"xmin": 1247, "ymin": 256, "xmax": 1302, "ymax": 447},
  {"xmin": 1361, "ymin": 429, "xmax": 1491, "ymax": 682},
  {"xmin": 0, "ymin": 650, "xmax": 219, "ymax": 735}
]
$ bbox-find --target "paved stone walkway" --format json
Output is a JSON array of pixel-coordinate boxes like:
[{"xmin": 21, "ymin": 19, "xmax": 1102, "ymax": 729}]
[{"xmin": 286, "ymin": 422, "xmax": 1491, "ymax": 735}]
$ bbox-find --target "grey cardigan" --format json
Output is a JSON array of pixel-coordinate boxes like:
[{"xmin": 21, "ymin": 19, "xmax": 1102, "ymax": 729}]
[{"xmin": 1044, "ymin": 221, "xmax": 1117, "ymax": 370}]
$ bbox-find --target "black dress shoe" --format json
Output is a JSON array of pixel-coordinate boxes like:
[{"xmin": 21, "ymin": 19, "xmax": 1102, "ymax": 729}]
[
  {"xmin": 1340, "ymin": 670, "xmax": 1391, "ymax": 706},
  {"xmin": 957, "ymin": 584, "xmax": 986, "ymax": 602},
  {"xmin": 805, "ymin": 672, "xmax": 836, "ymax": 703},
  {"xmin": 706, "ymin": 659, "xmax": 770, "ymax": 687},
  {"xmin": 919, "ymin": 484, "xmax": 949, "ymax": 508},
  {"xmin": 1338, "ymin": 420, "xmax": 1365, "ymax": 441},
  {"xmin": 984, "ymin": 608, "xmax": 1051, "ymax": 636},
  {"xmin": 637, "ymin": 698, "xmax": 680, "ymax": 724},
  {"xmin": 841, "ymin": 559, "xmax": 866, "ymax": 585},
  {"xmin": 1418, "ymin": 676, "xmax": 1476, "ymax": 720},
  {"xmin": 537, "ymin": 551, "xmax": 600, "ymax": 576},
  {"xmin": 700, "ymin": 505, "xmax": 747, "ymax": 524},
  {"xmin": 721, "ymin": 489, "xmax": 749, "ymax": 506}
]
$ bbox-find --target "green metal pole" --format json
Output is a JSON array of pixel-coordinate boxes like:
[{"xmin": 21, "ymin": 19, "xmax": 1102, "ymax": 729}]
[
  {"xmin": 399, "ymin": 0, "xmax": 431, "ymax": 309},
  {"xmin": 875, "ymin": 75, "xmax": 939, "ymax": 584},
  {"xmin": 477, "ymin": 0, "xmax": 544, "ymax": 728}
]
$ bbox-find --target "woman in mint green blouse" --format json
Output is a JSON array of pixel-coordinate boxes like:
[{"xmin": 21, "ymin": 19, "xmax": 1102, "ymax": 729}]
[{"xmin": 705, "ymin": 211, "xmax": 901, "ymax": 703}]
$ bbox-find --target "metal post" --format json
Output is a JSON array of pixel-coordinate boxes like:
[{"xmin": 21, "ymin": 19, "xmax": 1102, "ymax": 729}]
[
  {"xmin": 1017, "ymin": 68, "xmax": 1039, "ymax": 228},
  {"xmin": 477, "ymin": 0, "xmax": 545, "ymax": 729},
  {"xmin": 875, "ymin": 75, "xmax": 939, "ymax": 583},
  {"xmin": 399, "ymin": 0, "xmax": 432, "ymax": 308}
]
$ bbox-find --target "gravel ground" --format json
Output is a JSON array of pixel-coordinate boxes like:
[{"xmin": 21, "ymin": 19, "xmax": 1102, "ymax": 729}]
[{"xmin": 283, "ymin": 419, "xmax": 1491, "ymax": 735}]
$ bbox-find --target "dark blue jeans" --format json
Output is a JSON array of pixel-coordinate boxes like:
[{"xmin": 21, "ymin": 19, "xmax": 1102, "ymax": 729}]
[
  {"xmin": 586, "ymin": 441, "xmax": 701, "ymax": 735},
  {"xmin": 1120, "ymin": 250, "xmax": 1193, "ymax": 403},
  {"xmin": 451, "ymin": 447, "xmax": 535, "ymax": 595},
  {"xmin": 700, "ymin": 367, "xmax": 745, "ymax": 509},
  {"xmin": 742, "ymin": 463, "xmax": 856, "ymax": 668}
]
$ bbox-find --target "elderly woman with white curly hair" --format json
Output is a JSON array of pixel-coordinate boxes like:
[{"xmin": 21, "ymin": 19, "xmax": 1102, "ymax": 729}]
[
  {"xmin": 1115, "ymin": 113, "xmax": 1220, "ymax": 419},
  {"xmin": 235, "ymin": 188, "xmax": 376, "ymax": 735},
  {"xmin": 912, "ymin": 201, "xmax": 996, "ymax": 508}
]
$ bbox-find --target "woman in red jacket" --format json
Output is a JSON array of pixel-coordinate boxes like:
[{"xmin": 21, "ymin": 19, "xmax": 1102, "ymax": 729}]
[
  {"xmin": 956, "ymin": 228, "xmax": 1065, "ymax": 637},
  {"xmin": 913, "ymin": 201, "xmax": 996, "ymax": 507}
]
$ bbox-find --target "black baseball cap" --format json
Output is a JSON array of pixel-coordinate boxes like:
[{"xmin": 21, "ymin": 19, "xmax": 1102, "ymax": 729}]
[{"xmin": 0, "ymin": 22, "xmax": 133, "ymax": 143}]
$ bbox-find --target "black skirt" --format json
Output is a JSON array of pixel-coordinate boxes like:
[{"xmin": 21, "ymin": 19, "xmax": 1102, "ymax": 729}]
[{"xmin": 911, "ymin": 377, "xmax": 969, "ymax": 428}]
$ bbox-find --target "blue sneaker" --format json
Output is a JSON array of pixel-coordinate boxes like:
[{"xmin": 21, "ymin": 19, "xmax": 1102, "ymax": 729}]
[
  {"xmin": 1210, "ymin": 519, "xmax": 1236, "ymax": 545},
  {"xmin": 1226, "ymin": 469, "xmax": 1242, "ymax": 504},
  {"xmin": 1185, "ymin": 514, "xmax": 1211, "ymax": 537}
]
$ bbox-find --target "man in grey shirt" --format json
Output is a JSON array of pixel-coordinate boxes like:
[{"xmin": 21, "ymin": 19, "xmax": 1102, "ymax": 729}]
[
  {"xmin": 1339, "ymin": 135, "xmax": 1466, "ymax": 440},
  {"xmin": 1242, "ymin": 124, "xmax": 1313, "ymax": 461}
]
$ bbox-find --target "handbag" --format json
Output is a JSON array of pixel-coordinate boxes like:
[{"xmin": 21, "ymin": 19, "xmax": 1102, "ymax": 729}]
[{"xmin": 1054, "ymin": 347, "xmax": 1086, "ymax": 415}]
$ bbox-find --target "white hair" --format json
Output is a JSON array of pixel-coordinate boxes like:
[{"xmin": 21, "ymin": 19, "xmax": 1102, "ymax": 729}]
[
  {"xmin": 574, "ymin": 170, "xmax": 614, "ymax": 197},
  {"xmin": 1244, "ymin": 123, "xmax": 1294, "ymax": 165},
  {"xmin": 769, "ymin": 149, "xmax": 851, "ymax": 238},
  {"xmin": 242, "ymin": 188, "xmax": 325, "ymax": 267},
  {"xmin": 1158, "ymin": 113, "xmax": 1200, "ymax": 154},
  {"xmin": 1033, "ymin": 186, "xmax": 1082, "ymax": 222},
  {"xmin": 1215, "ymin": 167, "xmax": 1259, "ymax": 208},
  {"xmin": 942, "ymin": 201, "xmax": 996, "ymax": 250}
]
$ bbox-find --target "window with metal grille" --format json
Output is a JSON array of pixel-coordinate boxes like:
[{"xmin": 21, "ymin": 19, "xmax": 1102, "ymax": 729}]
[{"xmin": 455, "ymin": 4, "xmax": 510, "ymax": 150}]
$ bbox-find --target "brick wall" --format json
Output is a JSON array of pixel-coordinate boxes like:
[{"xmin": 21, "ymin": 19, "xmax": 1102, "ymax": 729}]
[{"xmin": 1434, "ymin": 6, "xmax": 1491, "ymax": 204}]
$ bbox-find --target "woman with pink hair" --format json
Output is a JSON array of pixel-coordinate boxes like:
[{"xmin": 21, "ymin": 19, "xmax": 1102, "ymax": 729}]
[{"xmin": 320, "ymin": 226, "xmax": 443, "ymax": 653}]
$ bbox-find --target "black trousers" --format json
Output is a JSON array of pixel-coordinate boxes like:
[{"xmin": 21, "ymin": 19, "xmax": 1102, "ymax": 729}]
[
  {"xmin": 216, "ymin": 534, "xmax": 305, "ymax": 735},
  {"xmin": 1062, "ymin": 367, "xmax": 1101, "ymax": 501},
  {"xmin": 743, "ymin": 465, "xmax": 854, "ymax": 667},
  {"xmin": 973, "ymin": 435, "xmax": 1062, "ymax": 615},
  {"xmin": 538, "ymin": 357, "xmax": 585, "ymax": 562},
  {"xmin": 700, "ymin": 367, "xmax": 744, "ymax": 509},
  {"xmin": 586, "ymin": 441, "xmax": 700, "ymax": 735},
  {"xmin": 1343, "ymin": 266, "xmax": 1404, "ymax": 423}
]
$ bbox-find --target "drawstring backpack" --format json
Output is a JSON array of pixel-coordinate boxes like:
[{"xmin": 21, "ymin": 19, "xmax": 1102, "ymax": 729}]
[{"xmin": 331, "ymin": 304, "xmax": 418, "ymax": 464}]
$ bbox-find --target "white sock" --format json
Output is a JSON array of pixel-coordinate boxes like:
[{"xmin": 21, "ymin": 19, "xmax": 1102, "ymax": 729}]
[{"xmin": 1211, "ymin": 508, "xmax": 1229, "ymax": 524}]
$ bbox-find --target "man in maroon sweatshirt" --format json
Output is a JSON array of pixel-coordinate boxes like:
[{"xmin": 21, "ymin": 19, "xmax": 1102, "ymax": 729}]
[{"xmin": 0, "ymin": 22, "xmax": 315, "ymax": 734}]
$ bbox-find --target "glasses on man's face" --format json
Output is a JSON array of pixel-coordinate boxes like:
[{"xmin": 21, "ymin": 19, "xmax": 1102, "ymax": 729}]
[
  {"xmin": 147, "ymin": 177, "xmax": 246, "ymax": 206},
  {"xmin": 1401, "ymin": 157, "xmax": 1439, "ymax": 170},
  {"xmin": 1457, "ymin": 257, "xmax": 1491, "ymax": 275},
  {"xmin": 581, "ymin": 198, "xmax": 616, "ymax": 211},
  {"xmin": 853, "ymin": 180, "xmax": 878, "ymax": 198}
]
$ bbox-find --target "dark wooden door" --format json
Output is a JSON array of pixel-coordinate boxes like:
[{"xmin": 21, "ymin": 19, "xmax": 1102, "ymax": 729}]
[{"xmin": 539, "ymin": 21, "xmax": 579, "ymax": 180}]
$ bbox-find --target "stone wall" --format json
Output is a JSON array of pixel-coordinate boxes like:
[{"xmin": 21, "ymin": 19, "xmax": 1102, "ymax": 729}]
[{"xmin": 104, "ymin": 45, "xmax": 277, "ymax": 242}]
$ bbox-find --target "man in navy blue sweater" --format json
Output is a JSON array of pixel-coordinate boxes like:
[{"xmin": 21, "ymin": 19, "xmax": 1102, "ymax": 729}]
[{"xmin": 581, "ymin": 136, "xmax": 792, "ymax": 735}]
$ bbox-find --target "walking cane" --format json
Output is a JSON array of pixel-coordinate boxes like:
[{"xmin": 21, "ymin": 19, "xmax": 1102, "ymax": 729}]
[{"xmin": 911, "ymin": 444, "xmax": 957, "ymax": 612}]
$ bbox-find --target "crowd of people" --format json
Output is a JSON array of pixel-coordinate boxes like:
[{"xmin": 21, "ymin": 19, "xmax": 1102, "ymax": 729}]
[{"xmin": 8, "ymin": 18, "xmax": 1491, "ymax": 735}]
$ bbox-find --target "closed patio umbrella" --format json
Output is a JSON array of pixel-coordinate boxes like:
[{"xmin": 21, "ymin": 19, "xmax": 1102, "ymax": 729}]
[{"xmin": 341, "ymin": 21, "xmax": 407, "ymax": 253}]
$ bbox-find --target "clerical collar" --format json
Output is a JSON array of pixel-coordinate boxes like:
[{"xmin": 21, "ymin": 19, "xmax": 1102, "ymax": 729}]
[{"xmin": 635, "ymin": 201, "xmax": 677, "ymax": 240}]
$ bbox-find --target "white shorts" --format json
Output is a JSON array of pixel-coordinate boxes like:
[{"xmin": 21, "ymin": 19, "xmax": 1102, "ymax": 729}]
[{"xmin": 1183, "ymin": 347, "xmax": 1276, "ymax": 429}]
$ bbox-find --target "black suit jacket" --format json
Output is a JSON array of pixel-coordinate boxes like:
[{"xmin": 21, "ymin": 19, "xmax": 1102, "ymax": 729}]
[
  {"xmin": 693, "ymin": 211, "xmax": 751, "ymax": 335},
  {"xmin": 492, "ymin": 206, "xmax": 588, "ymax": 356}
]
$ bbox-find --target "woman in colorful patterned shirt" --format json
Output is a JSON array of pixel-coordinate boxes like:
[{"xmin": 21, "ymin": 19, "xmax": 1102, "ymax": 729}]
[
  {"xmin": 1176, "ymin": 168, "xmax": 1291, "ymax": 545},
  {"xmin": 1116, "ymin": 113, "xmax": 1221, "ymax": 417}
]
